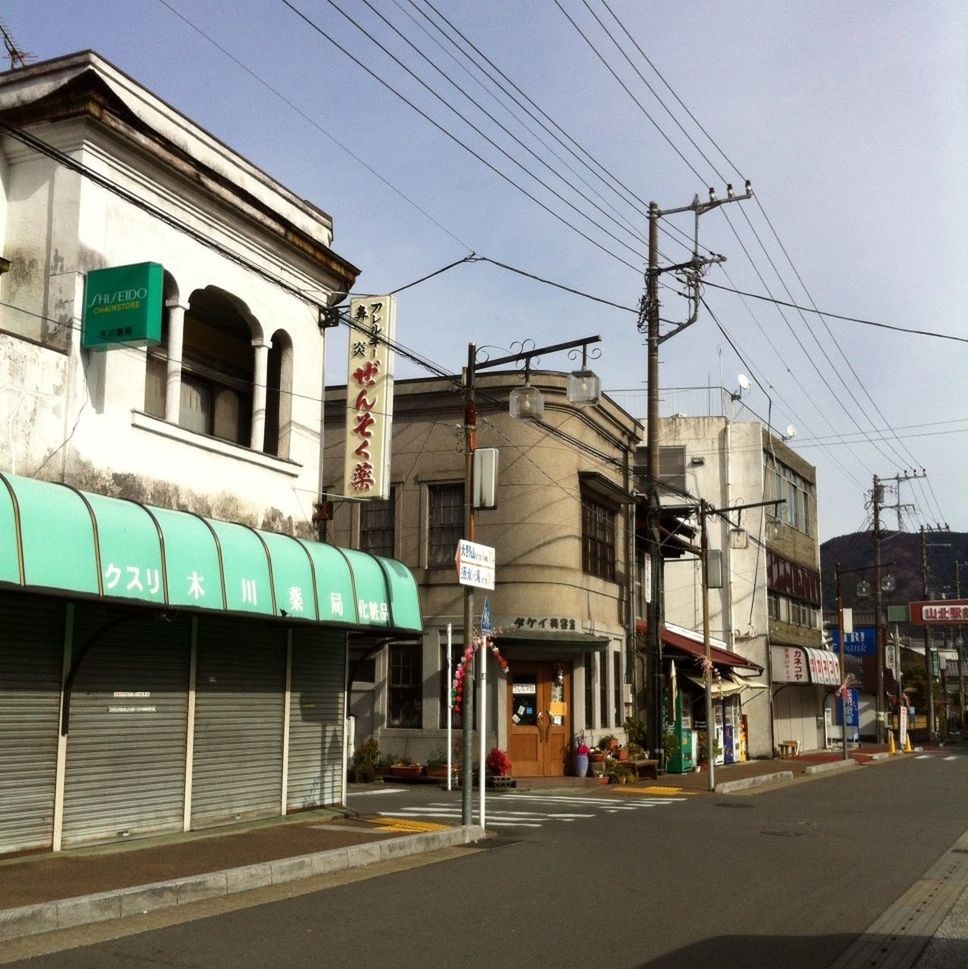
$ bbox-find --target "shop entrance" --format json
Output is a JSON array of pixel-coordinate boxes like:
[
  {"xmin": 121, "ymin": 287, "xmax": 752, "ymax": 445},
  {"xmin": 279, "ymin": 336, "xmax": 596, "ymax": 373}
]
[{"xmin": 506, "ymin": 661, "xmax": 570, "ymax": 777}]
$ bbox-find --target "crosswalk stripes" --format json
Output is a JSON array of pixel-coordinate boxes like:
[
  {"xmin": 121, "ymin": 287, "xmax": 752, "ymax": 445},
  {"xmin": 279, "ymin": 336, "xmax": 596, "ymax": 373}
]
[{"xmin": 375, "ymin": 791, "xmax": 689, "ymax": 830}]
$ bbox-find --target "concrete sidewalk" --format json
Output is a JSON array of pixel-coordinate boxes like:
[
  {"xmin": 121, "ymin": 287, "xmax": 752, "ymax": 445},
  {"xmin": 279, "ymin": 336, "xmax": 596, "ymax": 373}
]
[
  {"xmin": 0, "ymin": 740, "xmax": 953, "ymax": 948},
  {"xmin": 0, "ymin": 810, "xmax": 485, "ymax": 944}
]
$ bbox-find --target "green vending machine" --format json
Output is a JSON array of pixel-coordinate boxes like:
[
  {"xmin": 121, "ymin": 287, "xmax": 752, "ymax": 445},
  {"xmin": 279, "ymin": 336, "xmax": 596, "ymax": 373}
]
[{"xmin": 663, "ymin": 661, "xmax": 695, "ymax": 774}]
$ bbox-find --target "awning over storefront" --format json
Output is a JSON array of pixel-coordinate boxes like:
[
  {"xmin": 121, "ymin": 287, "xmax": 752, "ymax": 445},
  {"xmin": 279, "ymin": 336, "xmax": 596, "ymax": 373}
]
[
  {"xmin": 662, "ymin": 624, "xmax": 761, "ymax": 671},
  {"xmin": 0, "ymin": 473, "xmax": 421, "ymax": 633},
  {"xmin": 685, "ymin": 674, "xmax": 770, "ymax": 696}
]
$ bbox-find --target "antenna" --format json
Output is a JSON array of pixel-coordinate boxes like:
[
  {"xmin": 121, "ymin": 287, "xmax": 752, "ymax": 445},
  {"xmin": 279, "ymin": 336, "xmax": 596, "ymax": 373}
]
[
  {"xmin": 0, "ymin": 19, "xmax": 30, "ymax": 69},
  {"xmin": 730, "ymin": 373, "xmax": 751, "ymax": 402},
  {"xmin": 784, "ymin": 424, "xmax": 798, "ymax": 441}
]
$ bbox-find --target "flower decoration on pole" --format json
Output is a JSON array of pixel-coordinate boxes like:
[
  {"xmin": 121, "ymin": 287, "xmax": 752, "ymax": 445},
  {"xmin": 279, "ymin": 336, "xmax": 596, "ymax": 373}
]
[
  {"xmin": 451, "ymin": 630, "xmax": 510, "ymax": 713},
  {"xmin": 694, "ymin": 653, "xmax": 721, "ymax": 683}
]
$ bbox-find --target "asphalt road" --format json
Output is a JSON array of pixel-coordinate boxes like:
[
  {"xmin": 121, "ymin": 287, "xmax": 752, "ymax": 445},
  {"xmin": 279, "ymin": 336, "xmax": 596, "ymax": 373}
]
[{"xmin": 6, "ymin": 754, "xmax": 968, "ymax": 969}]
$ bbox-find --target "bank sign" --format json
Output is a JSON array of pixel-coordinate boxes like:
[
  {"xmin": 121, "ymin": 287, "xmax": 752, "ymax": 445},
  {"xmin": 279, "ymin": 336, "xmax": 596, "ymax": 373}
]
[
  {"xmin": 82, "ymin": 262, "xmax": 164, "ymax": 350},
  {"xmin": 829, "ymin": 627, "xmax": 876, "ymax": 656}
]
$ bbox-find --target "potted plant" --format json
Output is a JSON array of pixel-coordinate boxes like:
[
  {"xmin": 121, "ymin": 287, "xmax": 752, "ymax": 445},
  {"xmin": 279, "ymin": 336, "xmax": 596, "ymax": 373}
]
[
  {"xmin": 349, "ymin": 736, "xmax": 380, "ymax": 782},
  {"xmin": 389, "ymin": 756, "xmax": 424, "ymax": 779},
  {"xmin": 573, "ymin": 732, "xmax": 590, "ymax": 777},
  {"xmin": 484, "ymin": 747, "xmax": 514, "ymax": 788}
]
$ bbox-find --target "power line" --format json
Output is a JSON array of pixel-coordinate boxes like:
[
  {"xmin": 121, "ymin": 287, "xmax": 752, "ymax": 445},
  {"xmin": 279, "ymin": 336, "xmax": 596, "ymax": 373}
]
[
  {"xmin": 702, "ymin": 280, "xmax": 966, "ymax": 344},
  {"xmin": 155, "ymin": 0, "xmax": 475, "ymax": 255},
  {"xmin": 281, "ymin": 0, "xmax": 644, "ymax": 273}
]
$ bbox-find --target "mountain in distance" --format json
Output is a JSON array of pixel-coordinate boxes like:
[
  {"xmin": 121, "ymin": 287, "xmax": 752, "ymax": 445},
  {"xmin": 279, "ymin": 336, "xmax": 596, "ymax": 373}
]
[{"xmin": 820, "ymin": 530, "xmax": 968, "ymax": 622}]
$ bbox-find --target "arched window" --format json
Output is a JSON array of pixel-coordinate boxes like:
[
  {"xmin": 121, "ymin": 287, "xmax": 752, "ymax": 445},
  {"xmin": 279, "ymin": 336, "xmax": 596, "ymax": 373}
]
[
  {"xmin": 179, "ymin": 287, "xmax": 256, "ymax": 447},
  {"xmin": 264, "ymin": 329, "xmax": 293, "ymax": 459}
]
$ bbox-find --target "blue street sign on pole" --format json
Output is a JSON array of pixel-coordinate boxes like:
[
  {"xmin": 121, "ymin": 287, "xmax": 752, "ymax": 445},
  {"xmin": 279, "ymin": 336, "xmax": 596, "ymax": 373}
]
[{"xmin": 481, "ymin": 596, "xmax": 492, "ymax": 634}]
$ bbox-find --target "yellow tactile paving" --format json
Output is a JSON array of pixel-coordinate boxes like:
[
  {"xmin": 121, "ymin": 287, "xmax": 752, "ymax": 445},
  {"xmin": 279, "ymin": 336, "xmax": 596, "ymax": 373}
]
[
  {"xmin": 612, "ymin": 785, "xmax": 700, "ymax": 796},
  {"xmin": 366, "ymin": 817, "xmax": 452, "ymax": 833}
]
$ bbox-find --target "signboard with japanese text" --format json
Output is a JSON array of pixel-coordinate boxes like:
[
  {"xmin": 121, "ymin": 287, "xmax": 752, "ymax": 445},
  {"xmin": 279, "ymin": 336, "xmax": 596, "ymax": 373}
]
[
  {"xmin": 772, "ymin": 645, "xmax": 809, "ymax": 684},
  {"xmin": 344, "ymin": 296, "xmax": 395, "ymax": 500},
  {"xmin": 82, "ymin": 262, "xmax": 163, "ymax": 349},
  {"xmin": 909, "ymin": 599, "xmax": 968, "ymax": 625},
  {"xmin": 773, "ymin": 646, "xmax": 840, "ymax": 685},
  {"xmin": 456, "ymin": 539, "xmax": 495, "ymax": 590},
  {"xmin": 829, "ymin": 627, "xmax": 876, "ymax": 656},
  {"xmin": 836, "ymin": 688, "xmax": 859, "ymax": 728}
]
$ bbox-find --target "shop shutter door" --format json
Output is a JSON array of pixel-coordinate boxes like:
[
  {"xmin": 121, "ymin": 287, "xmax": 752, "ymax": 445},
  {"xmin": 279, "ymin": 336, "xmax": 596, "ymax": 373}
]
[
  {"xmin": 191, "ymin": 618, "xmax": 286, "ymax": 828},
  {"xmin": 288, "ymin": 629, "xmax": 346, "ymax": 811},
  {"xmin": 61, "ymin": 607, "xmax": 190, "ymax": 848},
  {"xmin": 0, "ymin": 593, "xmax": 65, "ymax": 854}
]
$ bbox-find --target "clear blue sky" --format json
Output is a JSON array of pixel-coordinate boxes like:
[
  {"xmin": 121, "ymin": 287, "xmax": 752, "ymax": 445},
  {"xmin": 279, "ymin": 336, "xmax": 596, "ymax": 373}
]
[{"xmin": 5, "ymin": 0, "xmax": 966, "ymax": 541}]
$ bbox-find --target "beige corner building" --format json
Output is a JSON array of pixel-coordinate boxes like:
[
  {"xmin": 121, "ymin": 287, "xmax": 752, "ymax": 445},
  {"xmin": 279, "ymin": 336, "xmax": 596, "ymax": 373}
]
[{"xmin": 325, "ymin": 371, "xmax": 642, "ymax": 777}]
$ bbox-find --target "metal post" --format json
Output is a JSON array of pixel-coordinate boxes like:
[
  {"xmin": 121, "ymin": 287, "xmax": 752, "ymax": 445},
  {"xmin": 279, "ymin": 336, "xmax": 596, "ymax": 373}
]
[
  {"xmin": 646, "ymin": 201, "xmax": 664, "ymax": 763},
  {"xmin": 700, "ymin": 503, "xmax": 715, "ymax": 791},
  {"xmin": 921, "ymin": 527, "xmax": 935, "ymax": 740},
  {"xmin": 461, "ymin": 343, "xmax": 476, "ymax": 826},
  {"xmin": 836, "ymin": 564, "xmax": 849, "ymax": 761},
  {"xmin": 873, "ymin": 477, "xmax": 885, "ymax": 743}
]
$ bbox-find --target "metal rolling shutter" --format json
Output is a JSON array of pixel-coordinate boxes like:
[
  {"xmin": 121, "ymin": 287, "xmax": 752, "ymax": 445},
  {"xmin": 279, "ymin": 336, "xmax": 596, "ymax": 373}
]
[
  {"xmin": 0, "ymin": 593, "xmax": 65, "ymax": 854},
  {"xmin": 191, "ymin": 618, "xmax": 286, "ymax": 828},
  {"xmin": 61, "ymin": 607, "xmax": 191, "ymax": 848},
  {"xmin": 287, "ymin": 629, "xmax": 346, "ymax": 811}
]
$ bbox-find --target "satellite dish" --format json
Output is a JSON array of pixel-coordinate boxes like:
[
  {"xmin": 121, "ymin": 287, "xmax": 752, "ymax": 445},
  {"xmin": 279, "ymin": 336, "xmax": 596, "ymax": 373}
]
[
  {"xmin": 785, "ymin": 424, "xmax": 798, "ymax": 440},
  {"xmin": 737, "ymin": 374, "xmax": 751, "ymax": 391}
]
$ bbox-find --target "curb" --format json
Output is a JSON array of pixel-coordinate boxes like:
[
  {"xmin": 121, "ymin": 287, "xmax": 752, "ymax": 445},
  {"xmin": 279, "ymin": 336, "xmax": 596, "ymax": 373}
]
[
  {"xmin": 714, "ymin": 770, "xmax": 794, "ymax": 794},
  {"xmin": 804, "ymin": 759, "xmax": 860, "ymax": 776},
  {"xmin": 0, "ymin": 825, "xmax": 486, "ymax": 944}
]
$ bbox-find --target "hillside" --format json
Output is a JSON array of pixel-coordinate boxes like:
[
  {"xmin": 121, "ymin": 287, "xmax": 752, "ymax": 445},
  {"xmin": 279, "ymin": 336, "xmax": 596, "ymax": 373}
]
[{"xmin": 820, "ymin": 531, "xmax": 968, "ymax": 623}]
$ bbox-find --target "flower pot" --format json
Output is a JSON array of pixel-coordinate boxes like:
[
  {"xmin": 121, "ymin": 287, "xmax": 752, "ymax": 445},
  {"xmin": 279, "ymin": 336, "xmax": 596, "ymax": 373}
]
[
  {"xmin": 574, "ymin": 753, "xmax": 589, "ymax": 777},
  {"xmin": 617, "ymin": 748, "xmax": 629, "ymax": 762}
]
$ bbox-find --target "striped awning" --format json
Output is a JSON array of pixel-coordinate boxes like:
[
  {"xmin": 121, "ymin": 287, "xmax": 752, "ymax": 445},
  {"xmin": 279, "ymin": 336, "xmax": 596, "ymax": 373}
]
[{"xmin": 0, "ymin": 473, "xmax": 421, "ymax": 633}]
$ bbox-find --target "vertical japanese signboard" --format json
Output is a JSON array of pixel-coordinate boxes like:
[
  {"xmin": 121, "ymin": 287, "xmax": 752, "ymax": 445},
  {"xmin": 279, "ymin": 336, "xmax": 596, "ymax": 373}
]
[{"xmin": 344, "ymin": 296, "xmax": 395, "ymax": 500}]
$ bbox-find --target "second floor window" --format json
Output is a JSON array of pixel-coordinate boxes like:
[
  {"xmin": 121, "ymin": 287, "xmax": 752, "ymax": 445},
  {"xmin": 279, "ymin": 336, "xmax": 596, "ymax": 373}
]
[
  {"xmin": 428, "ymin": 483, "xmax": 463, "ymax": 568},
  {"xmin": 360, "ymin": 492, "xmax": 395, "ymax": 558},
  {"xmin": 582, "ymin": 494, "xmax": 616, "ymax": 581}
]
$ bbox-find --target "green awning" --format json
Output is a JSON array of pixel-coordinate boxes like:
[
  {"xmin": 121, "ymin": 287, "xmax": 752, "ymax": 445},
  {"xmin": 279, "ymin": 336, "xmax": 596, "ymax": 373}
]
[{"xmin": 0, "ymin": 472, "xmax": 421, "ymax": 634}]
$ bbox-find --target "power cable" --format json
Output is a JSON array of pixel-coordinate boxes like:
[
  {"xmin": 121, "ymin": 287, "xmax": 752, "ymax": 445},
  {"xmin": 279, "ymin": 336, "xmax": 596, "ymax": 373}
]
[
  {"xmin": 702, "ymin": 280, "xmax": 966, "ymax": 344},
  {"xmin": 155, "ymin": 0, "xmax": 475, "ymax": 255},
  {"xmin": 407, "ymin": 0, "xmax": 704, "ymax": 261},
  {"xmin": 281, "ymin": 0, "xmax": 644, "ymax": 272}
]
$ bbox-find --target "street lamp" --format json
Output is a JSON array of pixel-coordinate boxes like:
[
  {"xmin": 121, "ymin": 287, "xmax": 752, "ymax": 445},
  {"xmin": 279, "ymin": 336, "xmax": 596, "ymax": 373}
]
[
  {"xmin": 459, "ymin": 335, "xmax": 601, "ymax": 825},
  {"xmin": 839, "ymin": 562, "xmax": 896, "ymax": 751}
]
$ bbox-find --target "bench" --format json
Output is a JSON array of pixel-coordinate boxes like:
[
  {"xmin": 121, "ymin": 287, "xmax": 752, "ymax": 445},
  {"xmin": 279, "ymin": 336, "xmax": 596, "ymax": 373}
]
[
  {"xmin": 778, "ymin": 740, "xmax": 799, "ymax": 759},
  {"xmin": 628, "ymin": 758, "xmax": 660, "ymax": 780}
]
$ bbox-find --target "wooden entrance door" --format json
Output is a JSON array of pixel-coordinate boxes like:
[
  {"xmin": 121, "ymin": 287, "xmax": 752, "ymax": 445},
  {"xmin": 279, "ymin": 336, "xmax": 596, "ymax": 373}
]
[{"xmin": 506, "ymin": 661, "xmax": 571, "ymax": 777}]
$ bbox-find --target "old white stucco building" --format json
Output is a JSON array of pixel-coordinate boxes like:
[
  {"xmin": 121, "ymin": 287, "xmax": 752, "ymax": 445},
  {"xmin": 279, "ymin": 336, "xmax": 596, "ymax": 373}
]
[{"xmin": 0, "ymin": 52, "xmax": 422, "ymax": 856}]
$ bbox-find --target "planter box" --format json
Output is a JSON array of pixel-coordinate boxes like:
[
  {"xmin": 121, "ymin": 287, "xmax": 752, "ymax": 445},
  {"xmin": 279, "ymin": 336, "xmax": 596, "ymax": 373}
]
[{"xmin": 389, "ymin": 765, "xmax": 425, "ymax": 779}]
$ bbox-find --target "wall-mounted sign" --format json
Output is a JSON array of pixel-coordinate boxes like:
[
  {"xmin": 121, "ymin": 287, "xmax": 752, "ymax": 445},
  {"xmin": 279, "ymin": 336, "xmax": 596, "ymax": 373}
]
[
  {"xmin": 771, "ymin": 646, "xmax": 840, "ymax": 685},
  {"xmin": 829, "ymin": 627, "xmax": 876, "ymax": 656},
  {"xmin": 343, "ymin": 296, "xmax": 395, "ymax": 500},
  {"xmin": 456, "ymin": 539, "xmax": 495, "ymax": 590},
  {"xmin": 909, "ymin": 599, "xmax": 968, "ymax": 625},
  {"xmin": 82, "ymin": 262, "xmax": 163, "ymax": 350}
]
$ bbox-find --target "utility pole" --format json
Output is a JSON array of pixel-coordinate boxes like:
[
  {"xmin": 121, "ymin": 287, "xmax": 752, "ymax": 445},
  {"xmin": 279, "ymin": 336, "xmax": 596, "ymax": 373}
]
[
  {"xmin": 957, "ymin": 561, "xmax": 967, "ymax": 730},
  {"xmin": 873, "ymin": 476, "xmax": 885, "ymax": 743},
  {"xmin": 919, "ymin": 524, "xmax": 951, "ymax": 740},
  {"xmin": 870, "ymin": 471, "xmax": 923, "ymax": 742},
  {"xmin": 641, "ymin": 183, "xmax": 751, "ymax": 763},
  {"xmin": 461, "ymin": 344, "xmax": 477, "ymax": 827}
]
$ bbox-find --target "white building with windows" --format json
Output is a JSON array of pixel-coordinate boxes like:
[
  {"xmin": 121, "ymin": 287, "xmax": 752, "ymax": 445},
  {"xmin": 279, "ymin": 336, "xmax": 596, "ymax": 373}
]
[
  {"xmin": 655, "ymin": 415, "xmax": 828, "ymax": 758},
  {"xmin": 0, "ymin": 52, "xmax": 421, "ymax": 856}
]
